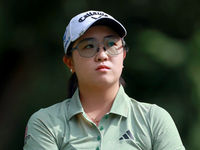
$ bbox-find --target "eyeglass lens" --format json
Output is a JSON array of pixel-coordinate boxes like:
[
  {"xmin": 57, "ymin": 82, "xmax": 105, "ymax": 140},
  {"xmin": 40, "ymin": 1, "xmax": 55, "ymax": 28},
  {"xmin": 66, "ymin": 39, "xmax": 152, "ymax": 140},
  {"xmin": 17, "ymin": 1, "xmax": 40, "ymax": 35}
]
[{"xmin": 76, "ymin": 36, "xmax": 123, "ymax": 58}]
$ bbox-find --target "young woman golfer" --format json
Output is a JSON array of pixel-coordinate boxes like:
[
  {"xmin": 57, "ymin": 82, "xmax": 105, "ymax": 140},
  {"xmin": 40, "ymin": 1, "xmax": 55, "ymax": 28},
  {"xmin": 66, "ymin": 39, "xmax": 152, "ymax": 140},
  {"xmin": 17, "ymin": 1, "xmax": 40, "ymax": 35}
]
[{"xmin": 24, "ymin": 10, "xmax": 185, "ymax": 150}]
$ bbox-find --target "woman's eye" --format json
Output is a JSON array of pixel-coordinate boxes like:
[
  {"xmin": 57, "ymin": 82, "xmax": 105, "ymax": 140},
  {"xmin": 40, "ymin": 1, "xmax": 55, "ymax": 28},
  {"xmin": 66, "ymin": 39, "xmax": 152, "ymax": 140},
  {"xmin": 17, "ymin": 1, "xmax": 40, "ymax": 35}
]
[
  {"xmin": 108, "ymin": 42, "xmax": 115, "ymax": 47},
  {"xmin": 84, "ymin": 44, "xmax": 94, "ymax": 49}
]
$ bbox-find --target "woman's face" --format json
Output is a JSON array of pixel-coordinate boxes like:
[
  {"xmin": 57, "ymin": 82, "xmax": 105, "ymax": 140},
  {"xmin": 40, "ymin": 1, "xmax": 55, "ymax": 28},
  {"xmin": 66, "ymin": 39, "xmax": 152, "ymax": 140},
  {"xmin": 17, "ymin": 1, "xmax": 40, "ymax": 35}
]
[{"xmin": 66, "ymin": 25, "xmax": 126, "ymax": 88}]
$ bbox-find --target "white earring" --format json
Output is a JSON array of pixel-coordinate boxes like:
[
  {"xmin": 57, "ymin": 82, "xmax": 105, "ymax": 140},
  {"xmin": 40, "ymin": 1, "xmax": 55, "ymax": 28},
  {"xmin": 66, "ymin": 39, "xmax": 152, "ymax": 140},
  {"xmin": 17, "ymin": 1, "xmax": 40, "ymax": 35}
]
[{"xmin": 70, "ymin": 69, "xmax": 73, "ymax": 72}]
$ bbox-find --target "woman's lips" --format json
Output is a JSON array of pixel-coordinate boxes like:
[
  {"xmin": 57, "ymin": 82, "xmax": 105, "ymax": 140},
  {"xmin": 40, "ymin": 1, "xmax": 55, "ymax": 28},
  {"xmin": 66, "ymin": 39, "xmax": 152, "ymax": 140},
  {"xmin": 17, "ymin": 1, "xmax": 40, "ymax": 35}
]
[{"xmin": 96, "ymin": 65, "xmax": 110, "ymax": 71}]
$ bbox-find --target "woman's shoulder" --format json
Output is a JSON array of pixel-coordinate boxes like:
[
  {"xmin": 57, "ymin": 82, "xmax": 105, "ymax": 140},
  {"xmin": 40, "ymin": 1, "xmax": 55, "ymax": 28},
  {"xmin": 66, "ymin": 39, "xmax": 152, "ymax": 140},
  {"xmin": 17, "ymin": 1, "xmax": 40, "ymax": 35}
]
[
  {"xmin": 128, "ymin": 99, "xmax": 185, "ymax": 149},
  {"xmin": 28, "ymin": 99, "xmax": 70, "ymax": 125},
  {"xmin": 129, "ymin": 98, "xmax": 170, "ymax": 120},
  {"xmin": 129, "ymin": 98, "xmax": 155, "ymax": 112},
  {"xmin": 24, "ymin": 99, "xmax": 71, "ymax": 149}
]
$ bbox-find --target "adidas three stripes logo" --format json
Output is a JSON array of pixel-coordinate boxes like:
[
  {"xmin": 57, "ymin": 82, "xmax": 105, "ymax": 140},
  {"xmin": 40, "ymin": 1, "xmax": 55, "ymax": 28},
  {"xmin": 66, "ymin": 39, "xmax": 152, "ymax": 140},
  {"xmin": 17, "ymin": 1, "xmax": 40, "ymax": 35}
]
[{"xmin": 119, "ymin": 130, "xmax": 134, "ymax": 140}]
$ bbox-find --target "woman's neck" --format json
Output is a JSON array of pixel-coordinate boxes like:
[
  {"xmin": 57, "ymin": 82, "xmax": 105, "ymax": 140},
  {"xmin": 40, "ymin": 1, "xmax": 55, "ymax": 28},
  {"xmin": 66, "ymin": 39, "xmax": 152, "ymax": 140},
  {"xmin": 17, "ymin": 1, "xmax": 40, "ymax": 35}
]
[{"xmin": 79, "ymin": 83, "xmax": 120, "ymax": 123}]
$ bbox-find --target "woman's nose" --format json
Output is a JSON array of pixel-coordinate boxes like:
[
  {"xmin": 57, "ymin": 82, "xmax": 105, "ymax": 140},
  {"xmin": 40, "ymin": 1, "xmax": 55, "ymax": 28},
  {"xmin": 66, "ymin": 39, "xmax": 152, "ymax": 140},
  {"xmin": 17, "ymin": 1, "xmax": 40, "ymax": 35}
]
[{"xmin": 95, "ymin": 44, "xmax": 109, "ymax": 61}]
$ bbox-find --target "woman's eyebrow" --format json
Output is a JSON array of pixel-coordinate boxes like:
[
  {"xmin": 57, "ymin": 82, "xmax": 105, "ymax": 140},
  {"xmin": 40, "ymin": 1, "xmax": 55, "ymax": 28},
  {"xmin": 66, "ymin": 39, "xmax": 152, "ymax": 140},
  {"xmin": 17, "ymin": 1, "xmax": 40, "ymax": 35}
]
[{"xmin": 104, "ymin": 35, "xmax": 119, "ymax": 38}]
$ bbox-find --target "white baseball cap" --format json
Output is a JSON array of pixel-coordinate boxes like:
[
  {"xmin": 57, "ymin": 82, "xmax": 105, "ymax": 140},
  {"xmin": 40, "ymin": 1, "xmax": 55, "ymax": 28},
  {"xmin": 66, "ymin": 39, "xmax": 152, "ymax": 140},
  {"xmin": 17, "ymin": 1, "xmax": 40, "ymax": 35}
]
[{"xmin": 63, "ymin": 10, "xmax": 127, "ymax": 54}]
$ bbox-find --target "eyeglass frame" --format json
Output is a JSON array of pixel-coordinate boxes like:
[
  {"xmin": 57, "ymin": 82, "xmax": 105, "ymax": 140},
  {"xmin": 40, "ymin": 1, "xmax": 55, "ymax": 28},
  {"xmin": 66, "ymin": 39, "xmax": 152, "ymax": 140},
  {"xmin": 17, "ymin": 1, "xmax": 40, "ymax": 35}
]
[{"xmin": 69, "ymin": 35, "xmax": 128, "ymax": 58}]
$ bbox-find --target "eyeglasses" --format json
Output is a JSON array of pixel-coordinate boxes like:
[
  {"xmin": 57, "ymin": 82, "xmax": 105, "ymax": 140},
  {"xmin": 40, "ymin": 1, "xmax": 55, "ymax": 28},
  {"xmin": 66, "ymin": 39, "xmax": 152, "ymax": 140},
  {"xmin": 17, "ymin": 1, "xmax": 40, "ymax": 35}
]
[{"xmin": 70, "ymin": 35, "xmax": 124, "ymax": 58}]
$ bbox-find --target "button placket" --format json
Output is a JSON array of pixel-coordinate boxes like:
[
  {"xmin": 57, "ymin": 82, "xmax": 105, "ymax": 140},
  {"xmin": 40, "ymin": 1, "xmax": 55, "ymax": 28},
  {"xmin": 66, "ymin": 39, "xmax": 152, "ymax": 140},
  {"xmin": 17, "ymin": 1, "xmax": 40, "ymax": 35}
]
[
  {"xmin": 96, "ymin": 134, "xmax": 101, "ymax": 150},
  {"xmin": 96, "ymin": 147, "xmax": 100, "ymax": 150},
  {"xmin": 96, "ymin": 113, "xmax": 109, "ymax": 150},
  {"xmin": 105, "ymin": 114, "xmax": 109, "ymax": 119},
  {"xmin": 96, "ymin": 126, "xmax": 102, "ymax": 150},
  {"xmin": 100, "ymin": 114, "xmax": 108, "ymax": 131},
  {"xmin": 97, "ymin": 136, "xmax": 101, "ymax": 140},
  {"xmin": 100, "ymin": 126, "xmax": 104, "ymax": 131}
]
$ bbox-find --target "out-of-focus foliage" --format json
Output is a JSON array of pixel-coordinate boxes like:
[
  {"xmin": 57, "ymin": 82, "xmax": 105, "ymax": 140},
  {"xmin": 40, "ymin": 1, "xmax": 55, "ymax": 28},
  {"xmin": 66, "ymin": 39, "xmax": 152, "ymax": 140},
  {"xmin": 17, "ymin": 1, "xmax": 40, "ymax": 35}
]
[{"xmin": 0, "ymin": 0, "xmax": 200, "ymax": 149}]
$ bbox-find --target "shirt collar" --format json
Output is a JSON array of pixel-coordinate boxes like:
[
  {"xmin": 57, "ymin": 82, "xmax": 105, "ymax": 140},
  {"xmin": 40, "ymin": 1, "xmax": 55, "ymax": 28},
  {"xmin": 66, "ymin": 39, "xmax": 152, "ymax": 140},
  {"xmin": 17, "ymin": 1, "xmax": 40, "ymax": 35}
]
[
  {"xmin": 109, "ymin": 85, "xmax": 130, "ymax": 118},
  {"xmin": 66, "ymin": 85, "xmax": 130, "ymax": 120},
  {"xmin": 67, "ymin": 88, "xmax": 83, "ymax": 121}
]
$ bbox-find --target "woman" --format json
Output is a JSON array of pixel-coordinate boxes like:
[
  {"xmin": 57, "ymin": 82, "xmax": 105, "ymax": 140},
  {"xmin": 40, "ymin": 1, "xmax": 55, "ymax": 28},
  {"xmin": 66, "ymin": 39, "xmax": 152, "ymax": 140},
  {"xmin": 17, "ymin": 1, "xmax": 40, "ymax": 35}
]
[{"xmin": 24, "ymin": 10, "xmax": 185, "ymax": 150}]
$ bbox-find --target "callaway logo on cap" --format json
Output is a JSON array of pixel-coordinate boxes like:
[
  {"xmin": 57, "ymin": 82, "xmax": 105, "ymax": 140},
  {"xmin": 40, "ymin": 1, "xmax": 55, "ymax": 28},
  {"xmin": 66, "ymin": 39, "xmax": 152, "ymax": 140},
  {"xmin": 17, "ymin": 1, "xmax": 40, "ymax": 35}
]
[{"xmin": 63, "ymin": 10, "xmax": 127, "ymax": 54}]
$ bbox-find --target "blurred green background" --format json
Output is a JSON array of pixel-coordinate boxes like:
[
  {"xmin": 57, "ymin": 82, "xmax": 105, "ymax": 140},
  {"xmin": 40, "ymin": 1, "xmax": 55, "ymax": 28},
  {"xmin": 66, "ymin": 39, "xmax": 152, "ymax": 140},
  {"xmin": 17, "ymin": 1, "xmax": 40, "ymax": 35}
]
[{"xmin": 0, "ymin": 0, "xmax": 200, "ymax": 149}]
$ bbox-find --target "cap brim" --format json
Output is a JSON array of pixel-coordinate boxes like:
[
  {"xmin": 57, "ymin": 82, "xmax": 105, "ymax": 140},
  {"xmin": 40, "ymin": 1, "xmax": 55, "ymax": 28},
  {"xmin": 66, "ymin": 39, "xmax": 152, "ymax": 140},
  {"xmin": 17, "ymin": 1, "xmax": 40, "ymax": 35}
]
[{"xmin": 91, "ymin": 18, "xmax": 126, "ymax": 38}]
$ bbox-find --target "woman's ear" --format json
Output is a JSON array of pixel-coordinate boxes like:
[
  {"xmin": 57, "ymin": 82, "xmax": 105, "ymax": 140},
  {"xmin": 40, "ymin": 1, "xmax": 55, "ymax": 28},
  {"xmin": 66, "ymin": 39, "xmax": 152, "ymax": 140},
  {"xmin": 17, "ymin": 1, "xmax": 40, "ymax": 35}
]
[
  {"xmin": 63, "ymin": 55, "xmax": 75, "ymax": 73},
  {"xmin": 123, "ymin": 50, "xmax": 126, "ymax": 60}
]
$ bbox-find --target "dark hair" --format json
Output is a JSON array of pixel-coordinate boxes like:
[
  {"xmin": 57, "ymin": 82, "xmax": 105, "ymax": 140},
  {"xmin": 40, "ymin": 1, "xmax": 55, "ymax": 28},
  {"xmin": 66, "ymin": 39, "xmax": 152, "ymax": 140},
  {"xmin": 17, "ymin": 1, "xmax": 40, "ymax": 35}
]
[
  {"xmin": 65, "ymin": 34, "xmax": 128, "ymax": 98},
  {"xmin": 67, "ymin": 73, "xmax": 78, "ymax": 98}
]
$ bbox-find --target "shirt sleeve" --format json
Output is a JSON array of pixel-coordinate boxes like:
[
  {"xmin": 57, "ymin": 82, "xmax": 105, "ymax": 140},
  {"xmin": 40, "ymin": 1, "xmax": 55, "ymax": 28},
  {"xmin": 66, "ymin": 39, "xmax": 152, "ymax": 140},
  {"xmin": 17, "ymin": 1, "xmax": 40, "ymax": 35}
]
[
  {"xmin": 149, "ymin": 105, "xmax": 185, "ymax": 150},
  {"xmin": 23, "ymin": 110, "xmax": 59, "ymax": 150}
]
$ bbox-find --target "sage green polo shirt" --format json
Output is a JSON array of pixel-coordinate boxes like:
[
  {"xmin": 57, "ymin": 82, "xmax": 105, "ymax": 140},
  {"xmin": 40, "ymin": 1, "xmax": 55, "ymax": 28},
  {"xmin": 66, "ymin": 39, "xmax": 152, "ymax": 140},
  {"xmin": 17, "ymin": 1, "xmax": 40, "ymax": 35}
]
[{"xmin": 24, "ymin": 86, "xmax": 185, "ymax": 150}]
